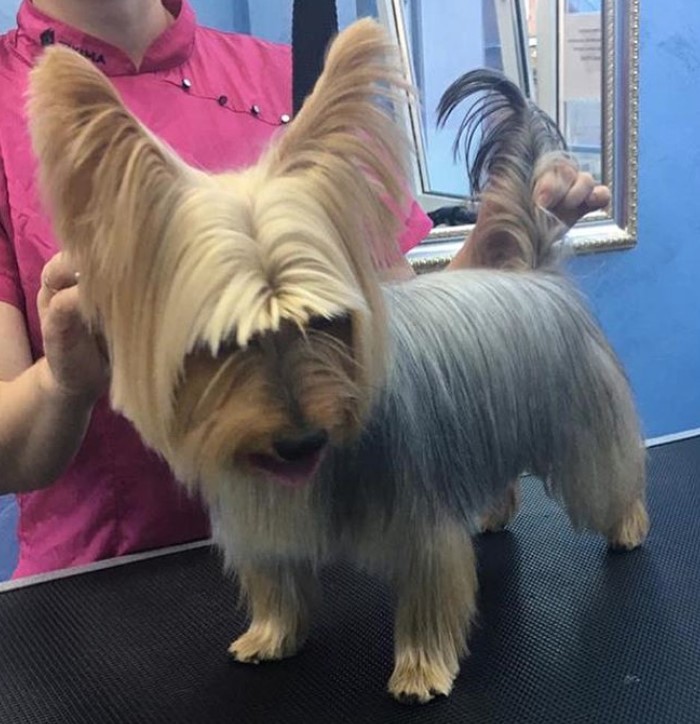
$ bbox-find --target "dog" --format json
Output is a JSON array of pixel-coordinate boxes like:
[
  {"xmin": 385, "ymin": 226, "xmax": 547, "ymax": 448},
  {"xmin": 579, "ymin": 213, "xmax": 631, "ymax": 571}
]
[{"xmin": 28, "ymin": 18, "xmax": 649, "ymax": 705}]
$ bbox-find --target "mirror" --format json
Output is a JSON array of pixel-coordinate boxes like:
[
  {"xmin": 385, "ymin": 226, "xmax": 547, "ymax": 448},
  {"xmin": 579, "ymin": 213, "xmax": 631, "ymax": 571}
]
[{"xmin": 374, "ymin": 0, "xmax": 640, "ymax": 269}]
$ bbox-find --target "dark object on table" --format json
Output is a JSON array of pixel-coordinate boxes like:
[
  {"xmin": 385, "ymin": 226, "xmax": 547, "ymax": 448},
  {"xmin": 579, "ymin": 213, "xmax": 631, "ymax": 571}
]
[{"xmin": 427, "ymin": 204, "xmax": 479, "ymax": 227}]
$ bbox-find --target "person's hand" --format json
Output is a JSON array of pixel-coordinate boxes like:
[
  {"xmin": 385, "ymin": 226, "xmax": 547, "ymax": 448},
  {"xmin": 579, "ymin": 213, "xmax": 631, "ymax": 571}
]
[
  {"xmin": 37, "ymin": 252, "xmax": 109, "ymax": 403},
  {"xmin": 533, "ymin": 160, "xmax": 610, "ymax": 229}
]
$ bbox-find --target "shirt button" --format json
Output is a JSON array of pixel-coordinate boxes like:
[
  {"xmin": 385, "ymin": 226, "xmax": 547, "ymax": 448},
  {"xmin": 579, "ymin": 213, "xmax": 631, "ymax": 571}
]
[
  {"xmin": 250, "ymin": 104, "xmax": 261, "ymax": 115},
  {"xmin": 181, "ymin": 78, "xmax": 192, "ymax": 90},
  {"xmin": 280, "ymin": 113, "xmax": 291, "ymax": 124},
  {"xmin": 40, "ymin": 29, "xmax": 55, "ymax": 46},
  {"xmin": 217, "ymin": 95, "xmax": 228, "ymax": 106}
]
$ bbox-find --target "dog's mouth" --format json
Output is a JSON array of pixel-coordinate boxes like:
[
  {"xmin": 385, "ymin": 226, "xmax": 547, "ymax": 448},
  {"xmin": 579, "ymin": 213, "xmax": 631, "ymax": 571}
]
[
  {"xmin": 248, "ymin": 428, "xmax": 329, "ymax": 488},
  {"xmin": 248, "ymin": 451, "xmax": 324, "ymax": 488}
]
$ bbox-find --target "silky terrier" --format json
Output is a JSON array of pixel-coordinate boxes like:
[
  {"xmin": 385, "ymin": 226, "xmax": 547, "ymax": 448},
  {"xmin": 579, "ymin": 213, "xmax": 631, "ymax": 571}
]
[{"xmin": 28, "ymin": 19, "xmax": 648, "ymax": 705}]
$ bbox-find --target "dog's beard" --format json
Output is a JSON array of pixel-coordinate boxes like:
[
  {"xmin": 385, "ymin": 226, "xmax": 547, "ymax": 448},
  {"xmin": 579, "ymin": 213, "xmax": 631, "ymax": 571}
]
[{"xmin": 170, "ymin": 315, "xmax": 367, "ymax": 492}]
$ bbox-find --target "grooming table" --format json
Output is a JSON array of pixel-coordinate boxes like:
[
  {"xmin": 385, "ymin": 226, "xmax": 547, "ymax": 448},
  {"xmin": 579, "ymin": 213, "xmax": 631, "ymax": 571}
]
[{"xmin": 1, "ymin": 438, "xmax": 699, "ymax": 724}]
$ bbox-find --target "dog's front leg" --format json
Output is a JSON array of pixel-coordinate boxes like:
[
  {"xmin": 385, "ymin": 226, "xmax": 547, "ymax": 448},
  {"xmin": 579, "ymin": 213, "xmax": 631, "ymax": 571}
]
[
  {"xmin": 228, "ymin": 560, "xmax": 319, "ymax": 663},
  {"xmin": 388, "ymin": 521, "xmax": 478, "ymax": 704}
]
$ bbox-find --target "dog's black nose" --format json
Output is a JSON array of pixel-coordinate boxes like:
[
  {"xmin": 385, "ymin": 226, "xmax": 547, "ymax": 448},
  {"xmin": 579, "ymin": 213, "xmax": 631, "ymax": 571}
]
[{"xmin": 273, "ymin": 429, "xmax": 329, "ymax": 462}]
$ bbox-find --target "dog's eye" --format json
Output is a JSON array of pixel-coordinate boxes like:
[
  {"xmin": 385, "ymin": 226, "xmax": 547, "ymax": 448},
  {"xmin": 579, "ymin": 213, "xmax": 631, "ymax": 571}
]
[
  {"xmin": 307, "ymin": 314, "xmax": 352, "ymax": 345},
  {"xmin": 215, "ymin": 333, "xmax": 265, "ymax": 355},
  {"xmin": 309, "ymin": 315, "xmax": 335, "ymax": 333},
  {"xmin": 215, "ymin": 337, "xmax": 240, "ymax": 356},
  {"xmin": 309, "ymin": 314, "xmax": 350, "ymax": 333}
]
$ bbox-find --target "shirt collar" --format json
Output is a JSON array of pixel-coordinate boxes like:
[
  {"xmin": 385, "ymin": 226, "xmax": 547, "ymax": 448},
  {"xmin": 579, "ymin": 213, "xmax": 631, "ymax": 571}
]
[{"xmin": 14, "ymin": 0, "xmax": 196, "ymax": 76}]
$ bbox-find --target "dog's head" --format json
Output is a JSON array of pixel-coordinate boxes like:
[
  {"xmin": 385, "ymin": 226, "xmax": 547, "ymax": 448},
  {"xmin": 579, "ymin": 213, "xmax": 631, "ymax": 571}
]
[{"xmin": 28, "ymin": 19, "xmax": 412, "ymax": 490}]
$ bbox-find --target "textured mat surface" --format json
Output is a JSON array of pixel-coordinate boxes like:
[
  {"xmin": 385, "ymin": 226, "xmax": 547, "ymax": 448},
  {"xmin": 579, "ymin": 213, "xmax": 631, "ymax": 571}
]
[{"xmin": 0, "ymin": 438, "xmax": 699, "ymax": 723}]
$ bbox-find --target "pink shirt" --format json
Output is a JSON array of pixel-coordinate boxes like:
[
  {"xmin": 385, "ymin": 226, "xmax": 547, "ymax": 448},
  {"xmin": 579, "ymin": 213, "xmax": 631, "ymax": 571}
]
[{"xmin": 0, "ymin": 1, "xmax": 433, "ymax": 577}]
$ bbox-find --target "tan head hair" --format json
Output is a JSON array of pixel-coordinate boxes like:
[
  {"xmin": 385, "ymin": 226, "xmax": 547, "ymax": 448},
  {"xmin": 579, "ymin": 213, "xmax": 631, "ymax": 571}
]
[{"xmin": 27, "ymin": 19, "xmax": 413, "ymax": 467}]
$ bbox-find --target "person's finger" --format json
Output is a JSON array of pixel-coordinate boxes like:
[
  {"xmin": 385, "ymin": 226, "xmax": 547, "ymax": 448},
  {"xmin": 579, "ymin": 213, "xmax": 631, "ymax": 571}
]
[
  {"xmin": 37, "ymin": 253, "xmax": 80, "ymax": 314},
  {"xmin": 534, "ymin": 162, "xmax": 578, "ymax": 209},
  {"xmin": 584, "ymin": 185, "xmax": 611, "ymax": 212},
  {"xmin": 552, "ymin": 172, "xmax": 596, "ymax": 214},
  {"xmin": 566, "ymin": 184, "xmax": 612, "ymax": 226},
  {"xmin": 42, "ymin": 254, "xmax": 79, "ymax": 293},
  {"xmin": 43, "ymin": 287, "xmax": 86, "ymax": 340}
]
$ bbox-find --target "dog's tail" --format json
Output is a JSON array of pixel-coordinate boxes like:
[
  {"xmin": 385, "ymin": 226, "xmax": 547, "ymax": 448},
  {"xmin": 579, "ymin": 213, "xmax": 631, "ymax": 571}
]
[{"xmin": 437, "ymin": 69, "xmax": 571, "ymax": 271}]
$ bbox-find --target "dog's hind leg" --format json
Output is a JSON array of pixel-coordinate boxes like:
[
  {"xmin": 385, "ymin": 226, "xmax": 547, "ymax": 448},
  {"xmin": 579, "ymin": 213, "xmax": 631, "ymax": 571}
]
[
  {"xmin": 563, "ymin": 477, "xmax": 649, "ymax": 552},
  {"xmin": 552, "ymin": 430, "xmax": 649, "ymax": 552},
  {"xmin": 540, "ymin": 332, "xmax": 650, "ymax": 553},
  {"xmin": 605, "ymin": 497, "xmax": 649, "ymax": 551},
  {"xmin": 228, "ymin": 560, "xmax": 319, "ymax": 663},
  {"xmin": 388, "ymin": 520, "xmax": 477, "ymax": 704},
  {"xmin": 479, "ymin": 479, "xmax": 521, "ymax": 533}
]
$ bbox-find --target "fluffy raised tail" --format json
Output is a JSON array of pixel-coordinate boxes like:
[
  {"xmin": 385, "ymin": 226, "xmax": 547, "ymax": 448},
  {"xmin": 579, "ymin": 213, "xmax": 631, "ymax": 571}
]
[{"xmin": 437, "ymin": 69, "xmax": 572, "ymax": 271}]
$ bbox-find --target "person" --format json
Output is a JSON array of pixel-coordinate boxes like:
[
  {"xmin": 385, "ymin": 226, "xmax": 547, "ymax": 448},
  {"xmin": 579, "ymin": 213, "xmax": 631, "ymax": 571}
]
[{"xmin": 0, "ymin": 0, "xmax": 609, "ymax": 578}]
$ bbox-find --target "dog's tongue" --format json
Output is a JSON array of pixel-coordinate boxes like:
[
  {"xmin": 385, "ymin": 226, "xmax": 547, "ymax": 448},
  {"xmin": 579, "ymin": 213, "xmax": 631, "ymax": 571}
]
[{"xmin": 250, "ymin": 453, "xmax": 321, "ymax": 488}]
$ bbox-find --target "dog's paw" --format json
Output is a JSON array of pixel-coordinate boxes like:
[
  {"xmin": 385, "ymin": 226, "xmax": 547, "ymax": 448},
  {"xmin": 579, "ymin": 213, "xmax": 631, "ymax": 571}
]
[
  {"xmin": 479, "ymin": 483, "xmax": 521, "ymax": 534},
  {"xmin": 228, "ymin": 622, "xmax": 302, "ymax": 664},
  {"xmin": 388, "ymin": 653, "xmax": 456, "ymax": 705},
  {"xmin": 607, "ymin": 498, "xmax": 650, "ymax": 551}
]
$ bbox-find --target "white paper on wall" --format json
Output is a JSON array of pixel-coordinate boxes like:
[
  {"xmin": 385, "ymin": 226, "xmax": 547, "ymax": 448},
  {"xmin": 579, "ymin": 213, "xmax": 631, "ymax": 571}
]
[{"xmin": 562, "ymin": 12, "xmax": 602, "ymax": 100}]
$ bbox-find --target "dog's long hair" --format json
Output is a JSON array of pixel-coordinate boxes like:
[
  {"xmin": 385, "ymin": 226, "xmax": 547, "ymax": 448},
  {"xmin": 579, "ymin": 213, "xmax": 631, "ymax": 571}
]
[
  {"xmin": 437, "ymin": 69, "xmax": 573, "ymax": 270},
  {"xmin": 28, "ymin": 19, "xmax": 412, "ymax": 483},
  {"xmin": 28, "ymin": 24, "xmax": 647, "ymax": 704}
]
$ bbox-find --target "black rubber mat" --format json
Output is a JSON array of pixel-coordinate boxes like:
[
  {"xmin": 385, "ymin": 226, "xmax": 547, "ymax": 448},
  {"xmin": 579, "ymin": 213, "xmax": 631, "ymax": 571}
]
[{"xmin": 1, "ymin": 438, "xmax": 699, "ymax": 723}]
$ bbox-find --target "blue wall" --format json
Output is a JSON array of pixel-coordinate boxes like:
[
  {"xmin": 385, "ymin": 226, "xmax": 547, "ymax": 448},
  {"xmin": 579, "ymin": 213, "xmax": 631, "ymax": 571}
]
[
  {"xmin": 0, "ymin": 1, "xmax": 13, "ymax": 31},
  {"xmin": 569, "ymin": 0, "xmax": 700, "ymax": 439},
  {"xmin": 0, "ymin": 497, "xmax": 17, "ymax": 579}
]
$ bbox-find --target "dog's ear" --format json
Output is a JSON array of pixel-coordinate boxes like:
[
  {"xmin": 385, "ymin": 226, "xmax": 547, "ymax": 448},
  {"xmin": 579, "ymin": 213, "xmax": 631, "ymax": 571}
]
[
  {"xmin": 27, "ymin": 46, "xmax": 191, "ymax": 320},
  {"xmin": 266, "ymin": 18, "xmax": 413, "ymax": 272}
]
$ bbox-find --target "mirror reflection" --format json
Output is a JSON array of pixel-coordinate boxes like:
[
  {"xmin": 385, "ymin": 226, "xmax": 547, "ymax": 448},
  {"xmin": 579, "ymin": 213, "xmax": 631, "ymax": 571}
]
[{"xmin": 398, "ymin": 0, "xmax": 603, "ymax": 202}]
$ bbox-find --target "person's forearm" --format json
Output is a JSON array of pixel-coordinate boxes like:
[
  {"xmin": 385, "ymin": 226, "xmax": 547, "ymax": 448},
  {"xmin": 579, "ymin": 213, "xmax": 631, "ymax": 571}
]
[
  {"xmin": 446, "ymin": 215, "xmax": 489, "ymax": 271},
  {"xmin": 0, "ymin": 357, "xmax": 95, "ymax": 493},
  {"xmin": 380, "ymin": 256, "xmax": 416, "ymax": 282}
]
